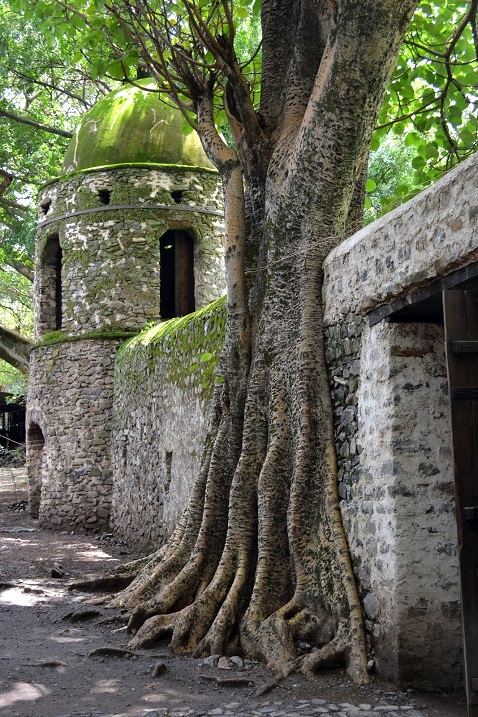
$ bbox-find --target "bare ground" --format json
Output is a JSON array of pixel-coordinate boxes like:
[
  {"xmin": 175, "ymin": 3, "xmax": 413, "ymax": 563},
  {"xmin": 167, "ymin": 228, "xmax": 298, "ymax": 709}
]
[{"xmin": 0, "ymin": 468, "xmax": 467, "ymax": 717}]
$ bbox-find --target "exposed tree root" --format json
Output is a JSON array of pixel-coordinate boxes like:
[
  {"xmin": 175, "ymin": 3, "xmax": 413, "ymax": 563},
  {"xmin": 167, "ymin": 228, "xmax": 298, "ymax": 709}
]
[
  {"xmin": 69, "ymin": 554, "xmax": 154, "ymax": 593},
  {"xmin": 87, "ymin": 647, "xmax": 140, "ymax": 659},
  {"xmin": 75, "ymin": 362, "xmax": 370, "ymax": 688},
  {"xmin": 72, "ymin": 346, "xmax": 370, "ymax": 686},
  {"xmin": 253, "ymin": 657, "xmax": 303, "ymax": 696},
  {"xmin": 68, "ymin": 223, "xmax": 370, "ymax": 688}
]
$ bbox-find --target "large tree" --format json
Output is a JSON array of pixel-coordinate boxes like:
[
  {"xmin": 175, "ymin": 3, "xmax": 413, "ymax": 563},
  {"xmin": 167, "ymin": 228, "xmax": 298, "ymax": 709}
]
[{"xmin": 18, "ymin": 0, "xmax": 478, "ymax": 684}]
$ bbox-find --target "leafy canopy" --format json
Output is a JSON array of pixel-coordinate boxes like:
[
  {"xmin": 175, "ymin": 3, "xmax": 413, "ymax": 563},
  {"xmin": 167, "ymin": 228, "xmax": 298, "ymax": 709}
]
[{"xmin": 12, "ymin": 0, "xmax": 478, "ymax": 198}]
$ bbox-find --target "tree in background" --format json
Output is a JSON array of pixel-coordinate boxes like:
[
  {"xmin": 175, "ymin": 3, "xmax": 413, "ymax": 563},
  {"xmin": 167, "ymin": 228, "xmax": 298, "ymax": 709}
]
[
  {"xmin": 366, "ymin": 1, "xmax": 478, "ymax": 216},
  {"xmin": 0, "ymin": 0, "xmax": 115, "ymax": 390},
  {"xmin": 8, "ymin": 0, "xmax": 478, "ymax": 683}
]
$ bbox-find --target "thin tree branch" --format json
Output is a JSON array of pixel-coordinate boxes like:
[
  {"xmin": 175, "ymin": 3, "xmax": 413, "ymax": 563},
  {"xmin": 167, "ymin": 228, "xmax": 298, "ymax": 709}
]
[
  {"xmin": 0, "ymin": 109, "xmax": 73, "ymax": 138},
  {"xmin": 0, "ymin": 198, "xmax": 30, "ymax": 214},
  {"xmin": 8, "ymin": 262, "xmax": 34, "ymax": 283}
]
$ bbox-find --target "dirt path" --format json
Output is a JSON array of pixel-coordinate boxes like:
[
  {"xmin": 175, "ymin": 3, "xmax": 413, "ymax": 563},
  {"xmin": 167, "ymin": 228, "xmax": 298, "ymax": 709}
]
[{"xmin": 0, "ymin": 469, "xmax": 467, "ymax": 717}]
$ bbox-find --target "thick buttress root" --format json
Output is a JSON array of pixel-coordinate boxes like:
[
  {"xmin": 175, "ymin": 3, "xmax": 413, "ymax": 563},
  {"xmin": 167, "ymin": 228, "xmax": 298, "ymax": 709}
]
[
  {"xmin": 72, "ymin": 378, "xmax": 369, "ymax": 686},
  {"xmin": 69, "ymin": 555, "xmax": 153, "ymax": 593},
  {"xmin": 70, "ymin": 292, "xmax": 370, "ymax": 685}
]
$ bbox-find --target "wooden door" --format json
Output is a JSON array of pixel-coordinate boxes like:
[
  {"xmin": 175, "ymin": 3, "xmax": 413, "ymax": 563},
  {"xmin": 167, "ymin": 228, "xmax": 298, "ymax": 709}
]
[{"xmin": 444, "ymin": 288, "xmax": 478, "ymax": 717}]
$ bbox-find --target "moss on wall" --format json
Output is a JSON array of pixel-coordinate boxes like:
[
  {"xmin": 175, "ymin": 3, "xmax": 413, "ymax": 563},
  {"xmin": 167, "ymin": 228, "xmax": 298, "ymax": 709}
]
[
  {"xmin": 116, "ymin": 295, "xmax": 226, "ymax": 399},
  {"xmin": 35, "ymin": 329, "xmax": 138, "ymax": 348}
]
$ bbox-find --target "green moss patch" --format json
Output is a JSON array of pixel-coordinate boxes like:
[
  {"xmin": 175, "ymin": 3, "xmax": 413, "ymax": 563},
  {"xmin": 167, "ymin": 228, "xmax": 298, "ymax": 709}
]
[
  {"xmin": 116, "ymin": 296, "xmax": 227, "ymax": 399},
  {"xmin": 62, "ymin": 80, "xmax": 215, "ymax": 174}
]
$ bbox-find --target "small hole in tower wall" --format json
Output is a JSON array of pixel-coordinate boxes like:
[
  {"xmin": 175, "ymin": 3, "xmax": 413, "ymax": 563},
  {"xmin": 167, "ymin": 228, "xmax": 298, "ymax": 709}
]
[
  {"xmin": 164, "ymin": 450, "xmax": 173, "ymax": 493},
  {"xmin": 171, "ymin": 190, "xmax": 184, "ymax": 204},
  {"xmin": 98, "ymin": 189, "xmax": 111, "ymax": 205},
  {"xmin": 39, "ymin": 198, "xmax": 52, "ymax": 216}
]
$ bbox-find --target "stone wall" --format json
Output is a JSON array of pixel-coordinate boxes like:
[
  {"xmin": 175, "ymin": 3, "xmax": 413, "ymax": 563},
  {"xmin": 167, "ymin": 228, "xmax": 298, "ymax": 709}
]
[
  {"xmin": 325, "ymin": 317, "xmax": 462, "ymax": 690},
  {"xmin": 27, "ymin": 338, "xmax": 122, "ymax": 530},
  {"xmin": 338, "ymin": 322, "xmax": 460, "ymax": 689},
  {"xmin": 323, "ymin": 153, "xmax": 478, "ymax": 324},
  {"xmin": 320, "ymin": 156, "xmax": 478, "ymax": 689},
  {"xmin": 111, "ymin": 297, "xmax": 226, "ymax": 552},
  {"xmin": 35, "ymin": 165, "xmax": 225, "ymax": 339}
]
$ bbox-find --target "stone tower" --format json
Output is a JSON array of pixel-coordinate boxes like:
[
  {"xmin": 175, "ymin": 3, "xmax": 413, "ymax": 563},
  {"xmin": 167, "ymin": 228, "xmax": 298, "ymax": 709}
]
[{"xmin": 26, "ymin": 81, "xmax": 225, "ymax": 531}]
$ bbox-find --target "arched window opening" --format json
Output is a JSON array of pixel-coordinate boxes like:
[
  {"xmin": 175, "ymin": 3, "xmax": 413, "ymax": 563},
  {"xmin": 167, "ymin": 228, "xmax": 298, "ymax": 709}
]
[
  {"xmin": 27, "ymin": 422, "xmax": 45, "ymax": 519},
  {"xmin": 40, "ymin": 235, "xmax": 63, "ymax": 332},
  {"xmin": 160, "ymin": 230, "xmax": 195, "ymax": 319}
]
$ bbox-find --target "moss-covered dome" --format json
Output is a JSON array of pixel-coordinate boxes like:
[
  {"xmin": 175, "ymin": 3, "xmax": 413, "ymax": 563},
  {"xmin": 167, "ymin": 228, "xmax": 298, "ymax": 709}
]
[{"xmin": 62, "ymin": 80, "xmax": 214, "ymax": 173}]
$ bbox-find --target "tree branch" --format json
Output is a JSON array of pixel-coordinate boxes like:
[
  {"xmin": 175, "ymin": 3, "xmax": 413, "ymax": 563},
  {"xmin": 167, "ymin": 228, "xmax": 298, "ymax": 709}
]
[
  {"xmin": 0, "ymin": 198, "xmax": 30, "ymax": 214},
  {"xmin": 8, "ymin": 262, "xmax": 34, "ymax": 283},
  {"xmin": 0, "ymin": 325, "xmax": 32, "ymax": 374},
  {"xmin": 0, "ymin": 108, "xmax": 73, "ymax": 138}
]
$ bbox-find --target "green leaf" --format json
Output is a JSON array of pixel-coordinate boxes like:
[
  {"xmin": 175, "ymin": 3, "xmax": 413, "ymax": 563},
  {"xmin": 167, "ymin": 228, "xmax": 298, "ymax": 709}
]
[
  {"xmin": 425, "ymin": 143, "xmax": 439, "ymax": 159},
  {"xmin": 235, "ymin": 6, "xmax": 249, "ymax": 19},
  {"xmin": 404, "ymin": 132, "xmax": 420, "ymax": 147},
  {"xmin": 412, "ymin": 155, "xmax": 425, "ymax": 169},
  {"xmin": 200, "ymin": 352, "xmax": 213, "ymax": 362},
  {"xmin": 365, "ymin": 178, "xmax": 377, "ymax": 192}
]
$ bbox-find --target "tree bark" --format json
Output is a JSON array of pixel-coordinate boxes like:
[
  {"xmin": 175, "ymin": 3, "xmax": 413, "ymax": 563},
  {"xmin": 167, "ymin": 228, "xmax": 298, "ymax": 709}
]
[
  {"xmin": 0, "ymin": 325, "xmax": 32, "ymax": 374},
  {"xmin": 74, "ymin": 0, "xmax": 419, "ymax": 685}
]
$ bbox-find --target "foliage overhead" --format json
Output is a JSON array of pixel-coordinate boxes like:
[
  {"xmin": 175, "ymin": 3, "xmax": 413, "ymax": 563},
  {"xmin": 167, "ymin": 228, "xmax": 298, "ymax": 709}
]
[
  {"xmin": 9, "ymin": 0, "xmax": 477, "ymax": 184},
  {"xmin": 374, "ymin": 1, "xmax": 478, "ymax": 196},
  {"xmin": 0, "ymin": 0, "xmax": 112, "ymax": 269},
  {"xmin": 3, "ymin": 0, "xmax": 478, "ymax": 246}
]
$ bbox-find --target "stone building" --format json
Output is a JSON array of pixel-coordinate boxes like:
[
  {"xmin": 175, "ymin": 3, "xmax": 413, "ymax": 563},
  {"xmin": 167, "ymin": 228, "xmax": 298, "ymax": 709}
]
[
  {"xmin": 27, "ymin": 80, "xmax": 478, "ymax": 698},
  {"xmin": 26, "ymin": 81, "xmax": 226, "ymax": 531}
]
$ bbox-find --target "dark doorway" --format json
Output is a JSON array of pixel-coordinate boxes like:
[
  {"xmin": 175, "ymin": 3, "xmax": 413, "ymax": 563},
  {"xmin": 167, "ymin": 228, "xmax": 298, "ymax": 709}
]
[
  {"xmin": 160, "ymin": 230, "xmax": 195, "ymax": 319},
  {"xmin": 0, "ymin": 393, "xmax": 26, "ymax": 450},
  {"xmin": 27, "ymin": 422, "xmax": 45, "ymax": 519},
  {"xmin": 41, "ymin": 234, "xmax": 63, "ymax": 332}
]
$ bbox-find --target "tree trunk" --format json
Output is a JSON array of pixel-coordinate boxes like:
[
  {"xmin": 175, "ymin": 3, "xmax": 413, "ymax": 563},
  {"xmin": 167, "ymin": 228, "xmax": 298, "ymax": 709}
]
[
  {"xmin": 73, "ymin": 0, "xmax": 419, "ymax": 685},
  {"xmin": 0, "ymin": 325, "xmax": 32, "ymax": 374}
]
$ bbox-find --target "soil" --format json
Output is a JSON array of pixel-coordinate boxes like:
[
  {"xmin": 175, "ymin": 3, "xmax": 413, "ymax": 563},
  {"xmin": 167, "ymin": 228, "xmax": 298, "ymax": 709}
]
[{"xmin": 0, "ymin": 468, "xmax": 467, "ymax": 717}]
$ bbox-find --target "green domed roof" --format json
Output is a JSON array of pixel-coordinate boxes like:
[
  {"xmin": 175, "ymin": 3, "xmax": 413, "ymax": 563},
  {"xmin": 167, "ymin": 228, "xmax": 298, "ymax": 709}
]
[{"xmin": 62, "ymin": 81, "xmax": 215, "ymax": 173}]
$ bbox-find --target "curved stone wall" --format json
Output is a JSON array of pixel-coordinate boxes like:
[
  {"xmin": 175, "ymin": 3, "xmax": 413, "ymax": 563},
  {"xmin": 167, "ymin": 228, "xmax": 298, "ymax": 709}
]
[
  {"xmin": 35, "ymin": 165, "xmax": 225, "ymax": 338},
  {"xmin": 27, "ymin": 338, "xmax": 123, "ymax": 530}
]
